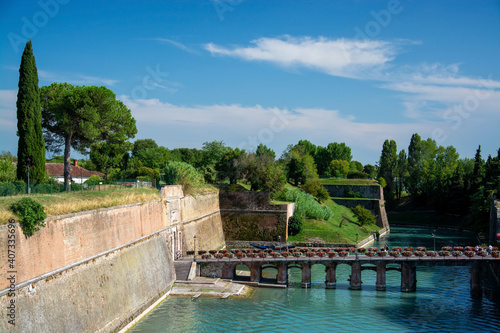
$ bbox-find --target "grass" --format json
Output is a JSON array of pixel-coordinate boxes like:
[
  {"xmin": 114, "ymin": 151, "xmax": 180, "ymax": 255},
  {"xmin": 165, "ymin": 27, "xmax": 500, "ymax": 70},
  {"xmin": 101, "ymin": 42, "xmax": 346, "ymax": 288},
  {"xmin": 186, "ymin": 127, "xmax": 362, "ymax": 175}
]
[
  {"xmin": 320, "ymin": 178, "xmax": 379, "ymax": 185},
  {"xmin": 0, "ymin": 188, "xmax": 160, "ymax": 225},
  {"xmin": 286, "ymin": 198, "xmax": 381, "ymax": 244}
]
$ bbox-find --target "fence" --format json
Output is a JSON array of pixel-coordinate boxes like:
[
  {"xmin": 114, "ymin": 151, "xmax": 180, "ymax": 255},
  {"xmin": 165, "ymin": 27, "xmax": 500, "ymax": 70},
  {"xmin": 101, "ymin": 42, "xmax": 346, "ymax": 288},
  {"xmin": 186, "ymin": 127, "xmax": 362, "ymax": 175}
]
[{"xmin": 0, "ymin": 179, "xmax": 156, "ymax": 197}]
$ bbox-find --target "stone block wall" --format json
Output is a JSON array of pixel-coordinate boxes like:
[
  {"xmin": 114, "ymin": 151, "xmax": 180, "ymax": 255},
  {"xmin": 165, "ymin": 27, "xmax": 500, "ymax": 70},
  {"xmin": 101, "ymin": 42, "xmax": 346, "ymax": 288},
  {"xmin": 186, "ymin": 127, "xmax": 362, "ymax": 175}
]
[
  {"xmin": 0, "ymin": 200, "xmax": 165, "ymax": 290},
  {"xmin": 323, "ymin": 184, "xmax": 381, "ymax": 199},
  {"xmin": 219, "ymin": 191, "xmax": 291, "ymax": 242},
  {"xmin": 0, "ymin": 233, "xmax": 175, "ymax": 333}
]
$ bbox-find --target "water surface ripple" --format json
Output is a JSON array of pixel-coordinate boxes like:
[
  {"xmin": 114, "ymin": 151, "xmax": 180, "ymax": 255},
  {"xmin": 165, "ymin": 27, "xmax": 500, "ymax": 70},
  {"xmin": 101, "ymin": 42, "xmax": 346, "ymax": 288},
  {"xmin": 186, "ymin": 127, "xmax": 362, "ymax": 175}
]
[{"xmin": 129, "ymin": 227, "xmax": 500, "ymax": 333}]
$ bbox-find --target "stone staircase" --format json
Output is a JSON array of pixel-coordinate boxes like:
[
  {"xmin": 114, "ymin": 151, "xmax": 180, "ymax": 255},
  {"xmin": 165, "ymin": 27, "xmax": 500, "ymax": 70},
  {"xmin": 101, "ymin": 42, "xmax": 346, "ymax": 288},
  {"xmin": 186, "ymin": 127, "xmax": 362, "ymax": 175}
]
[{"xmin": 174, "ymin": 260, "xmax": 192, "ymax": 281}]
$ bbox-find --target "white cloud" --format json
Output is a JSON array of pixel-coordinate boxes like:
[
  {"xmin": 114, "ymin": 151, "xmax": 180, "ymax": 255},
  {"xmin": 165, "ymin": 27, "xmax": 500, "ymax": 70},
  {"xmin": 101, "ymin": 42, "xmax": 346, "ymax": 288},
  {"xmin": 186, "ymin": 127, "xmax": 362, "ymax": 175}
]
[
  {"xmin": 0, "ymin": 90, "xmax": 17, "ymax": 129},
  {"xmin": 144, "ymin": 38, "xmax": 198, "ymax": 54},
  {"xmin": 121, "ymin": 96, "xmax": 434, "ymax": 159},
  {"xmin": 205, "ymin": 36, "xmax": 397, "ymax": 79}
]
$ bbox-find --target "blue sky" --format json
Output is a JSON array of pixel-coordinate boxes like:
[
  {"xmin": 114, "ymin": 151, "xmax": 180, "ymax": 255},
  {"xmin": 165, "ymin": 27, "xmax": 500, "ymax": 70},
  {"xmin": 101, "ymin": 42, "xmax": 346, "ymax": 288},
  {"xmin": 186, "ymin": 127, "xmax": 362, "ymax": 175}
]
[{"xmin": 1, "ymin": 0, "xmax": 499, "ymax": 165}]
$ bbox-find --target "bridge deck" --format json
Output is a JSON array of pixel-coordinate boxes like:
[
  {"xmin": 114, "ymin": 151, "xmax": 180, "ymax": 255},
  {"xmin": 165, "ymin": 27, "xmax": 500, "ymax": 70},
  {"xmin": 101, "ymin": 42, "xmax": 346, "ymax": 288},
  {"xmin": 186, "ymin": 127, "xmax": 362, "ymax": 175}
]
[{"xmin": 196, "ymin": 255, "xmax": 499, "ymax": 266}]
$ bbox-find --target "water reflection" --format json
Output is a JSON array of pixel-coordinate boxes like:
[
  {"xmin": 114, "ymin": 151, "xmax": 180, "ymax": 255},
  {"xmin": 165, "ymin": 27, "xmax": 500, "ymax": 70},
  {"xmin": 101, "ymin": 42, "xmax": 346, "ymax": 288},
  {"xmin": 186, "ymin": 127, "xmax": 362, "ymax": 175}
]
[{"xmin": 129, "ymin": 227, "xmax": 499, "ymax": 333}]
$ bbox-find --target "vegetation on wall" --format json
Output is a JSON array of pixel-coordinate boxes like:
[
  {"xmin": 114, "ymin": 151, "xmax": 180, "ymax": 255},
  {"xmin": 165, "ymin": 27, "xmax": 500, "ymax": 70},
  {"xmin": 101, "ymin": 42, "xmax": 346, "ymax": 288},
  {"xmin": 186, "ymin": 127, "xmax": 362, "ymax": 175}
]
[{"xmin": 9, "ymin": 197, "xmax": 46, "ymax": 236}]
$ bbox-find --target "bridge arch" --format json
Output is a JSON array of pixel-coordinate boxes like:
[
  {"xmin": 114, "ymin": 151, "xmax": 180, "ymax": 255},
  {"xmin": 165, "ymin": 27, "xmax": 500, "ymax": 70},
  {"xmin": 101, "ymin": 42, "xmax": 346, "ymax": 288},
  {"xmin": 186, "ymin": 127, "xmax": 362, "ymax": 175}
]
[{"xmin": 234, "ymin": 263, "xmax": 251, "ymax": 281}]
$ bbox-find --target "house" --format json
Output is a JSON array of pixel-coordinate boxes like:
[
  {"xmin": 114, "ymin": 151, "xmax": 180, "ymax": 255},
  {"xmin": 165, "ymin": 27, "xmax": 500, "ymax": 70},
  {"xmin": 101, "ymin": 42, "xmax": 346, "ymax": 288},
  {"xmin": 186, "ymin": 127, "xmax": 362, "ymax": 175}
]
[{"xmin": 46, "ymin": 160, "xmax": 104, "ymax": 184}]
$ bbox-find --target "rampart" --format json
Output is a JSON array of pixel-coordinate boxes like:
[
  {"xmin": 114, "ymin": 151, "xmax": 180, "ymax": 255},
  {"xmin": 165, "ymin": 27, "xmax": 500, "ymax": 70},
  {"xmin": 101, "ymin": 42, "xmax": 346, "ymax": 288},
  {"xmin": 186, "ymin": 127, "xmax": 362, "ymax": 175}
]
[
  {"xmin": 323, "ymin": 184, "xmax": 381, "ymax": 199},
  {"xmin": 324, "ymin": 184, "xmax": 389, "ymax": 230},
  {"xmin": 0, "ymin": 185, "xmax": 225, "ymax": 332},
  {"xmin": 219, "ymin": 191, "xmax": 295, "ymax": 241}
]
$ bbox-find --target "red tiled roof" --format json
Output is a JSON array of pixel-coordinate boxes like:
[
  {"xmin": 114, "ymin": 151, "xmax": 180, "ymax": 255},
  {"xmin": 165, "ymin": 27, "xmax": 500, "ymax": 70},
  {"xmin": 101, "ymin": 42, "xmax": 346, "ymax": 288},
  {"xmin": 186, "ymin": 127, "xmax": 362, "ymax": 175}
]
[{"xmin": 45, "ymin": 163, "xmax": 105, "ymax": 178}]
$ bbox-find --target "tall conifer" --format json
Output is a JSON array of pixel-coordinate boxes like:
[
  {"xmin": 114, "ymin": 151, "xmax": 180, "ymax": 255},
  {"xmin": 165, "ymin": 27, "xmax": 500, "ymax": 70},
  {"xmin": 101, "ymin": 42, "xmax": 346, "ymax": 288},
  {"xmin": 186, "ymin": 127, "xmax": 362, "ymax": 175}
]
[{"xmin": 16, "ymin": 40, "xmax": 46, "ymax": 183}]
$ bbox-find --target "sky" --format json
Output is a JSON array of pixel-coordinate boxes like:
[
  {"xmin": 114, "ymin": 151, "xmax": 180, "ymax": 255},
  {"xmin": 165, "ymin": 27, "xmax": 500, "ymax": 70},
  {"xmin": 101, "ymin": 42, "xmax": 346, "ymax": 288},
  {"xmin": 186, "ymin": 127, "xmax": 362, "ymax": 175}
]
[{"xmin": 0, "ymin": 0, "xmax": 499, "ymax": 165}]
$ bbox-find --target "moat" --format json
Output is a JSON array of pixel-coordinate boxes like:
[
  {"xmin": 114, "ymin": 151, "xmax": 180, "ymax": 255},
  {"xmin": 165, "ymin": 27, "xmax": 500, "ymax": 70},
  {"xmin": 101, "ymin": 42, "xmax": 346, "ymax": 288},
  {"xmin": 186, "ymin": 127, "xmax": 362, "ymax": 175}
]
[{"xmin": 128, "ymin": 226, "xmax": 500, "ymax": 332}]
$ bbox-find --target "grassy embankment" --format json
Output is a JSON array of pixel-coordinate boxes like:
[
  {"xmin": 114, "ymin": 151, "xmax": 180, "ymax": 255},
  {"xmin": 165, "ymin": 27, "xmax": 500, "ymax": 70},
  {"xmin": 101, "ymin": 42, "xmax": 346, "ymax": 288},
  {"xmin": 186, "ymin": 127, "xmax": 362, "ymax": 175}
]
[
  {"xmin": 0, "ymin": 188, "xmax": 160, "ymax": 225},
  {"xmin": 286, "ymin": 198, "xmax": 380, "ymax": 244},
  {"xmin": 276, "ymin": 183, "xmax": 381, "ymax": 244}
]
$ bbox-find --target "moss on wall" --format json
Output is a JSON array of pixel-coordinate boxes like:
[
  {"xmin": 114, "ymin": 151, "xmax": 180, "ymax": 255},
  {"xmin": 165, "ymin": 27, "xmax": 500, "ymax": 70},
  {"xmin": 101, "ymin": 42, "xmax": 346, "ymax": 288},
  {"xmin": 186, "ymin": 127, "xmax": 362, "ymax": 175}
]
[{"xmin": 222, "ymin": 212, "xmax": 286, "ymax": 241}]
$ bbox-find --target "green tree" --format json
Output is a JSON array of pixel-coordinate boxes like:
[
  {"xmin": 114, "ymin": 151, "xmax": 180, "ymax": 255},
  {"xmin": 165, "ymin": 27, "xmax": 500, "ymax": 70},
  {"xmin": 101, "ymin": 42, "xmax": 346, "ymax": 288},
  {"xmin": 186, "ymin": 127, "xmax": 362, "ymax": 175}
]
[
  {"xmin": 350, "ymin": 160, "xmax": 363, "ymax": 172},
  {"xmin": 363, "ymin": 164, "xmax": 376, "ymax": 178},
  {"xmin": 0, "ymin": 153, "xmax": 17, "ymax": 182},
  {"xmin": 378, "ymin": 139, "xmax": 398, "ymax": 206},
  {"xmin": 471, "ymin": 145, "xmax": 485, "ymax": 193},
  {"xmin": 314, "ymin": 142, "xmax": 352, "ymax": 175},
  {"xmin": 216, "ymin": 148, "xmax": 246, "ymax": 184},
  {"xmin": 396, "ymin": 149, "xmax": 408, "ymax": 199},
  {"xmin": 132, "ymin": 139, "xmax": 158, "ymax": 157},
  {"xmin": 407, "ymin": 133, "xmax": 422, "ymax": 196},
  {"xmin": 199, "ymin": 141, "xmax": 231, "ymax": 183},
  {"xmin": 41, "ymin": 83, "xmax": 137, "ymax": 191},
  {"xmin": 16, "ymin": 40, "xmax": 46, "ymax": 184},
  {"xmin": 297, "ymin": 139, "xmax": 317, "ymax": 157},
  {"xmin": 255, "ymin": 143, "xmax": 276, "ymax": 159},
  {"xmin": 352, "ymin": 205, "xmax": 376, "ymax": 226},
  {"xmin": 284, "ymin": 145, "xmax": 318, "ymax": 185},
  {"xmin": 240, "ymin": 153, "xmax": 286, "ymax": 192},
  {"xmin": 301, "ymin": 178, "xmax": 330, "ymax": 203},
  {"xmin": 329, "ymin": 160, "xmax": 350, "ymax": 178}
]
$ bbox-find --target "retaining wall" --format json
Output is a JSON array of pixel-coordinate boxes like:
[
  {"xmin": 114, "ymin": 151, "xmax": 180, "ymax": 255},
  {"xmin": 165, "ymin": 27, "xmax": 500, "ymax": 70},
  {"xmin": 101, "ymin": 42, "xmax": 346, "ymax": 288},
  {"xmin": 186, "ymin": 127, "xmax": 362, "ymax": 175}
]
[
  {"xmin": 0, "ymin": 233, "xmax": 174, "ymax": 333},
  {"xmin": 219, "ymin": 191, "xmax": 294, "ymax": 242},
  {"xmin": 323, "ymin": 184, "xmax": 381, "ymax": 199},
  {"xmin": 0, "ymin": 185, "xmax": 226, "ymax": 332},
  {"xmin": 0, "ymin": 200, "xmax": 165, "ymax": 290}
]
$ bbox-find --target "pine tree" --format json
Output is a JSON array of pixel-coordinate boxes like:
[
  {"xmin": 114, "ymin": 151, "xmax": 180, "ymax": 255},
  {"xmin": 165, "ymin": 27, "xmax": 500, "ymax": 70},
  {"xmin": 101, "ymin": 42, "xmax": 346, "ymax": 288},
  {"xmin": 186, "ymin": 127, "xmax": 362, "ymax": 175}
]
[{"xmin": 16, "ymin": 40, "xmax": 46, "ymax": 184}]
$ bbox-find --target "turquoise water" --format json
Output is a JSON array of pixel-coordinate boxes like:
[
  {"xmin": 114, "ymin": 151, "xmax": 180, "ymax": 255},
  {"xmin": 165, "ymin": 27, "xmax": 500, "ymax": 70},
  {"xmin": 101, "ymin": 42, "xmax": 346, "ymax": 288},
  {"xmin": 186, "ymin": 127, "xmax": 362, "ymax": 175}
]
[{"xmin": 129, "ymin": 227, "xmax": 500, "ymax": 332}]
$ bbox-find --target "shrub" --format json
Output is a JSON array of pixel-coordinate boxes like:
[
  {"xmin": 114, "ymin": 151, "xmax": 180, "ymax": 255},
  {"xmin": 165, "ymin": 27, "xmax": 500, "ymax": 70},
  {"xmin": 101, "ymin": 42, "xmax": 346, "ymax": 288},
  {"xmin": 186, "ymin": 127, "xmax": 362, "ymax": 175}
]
[
  {"xmin": 345, "ymin": 189, "xmax": 362, "ymax": 198},
  {"xmin": 163, "ymin": 161, "xmax": 205, "ymax": 194},
  {"xmin": 347, "ymin": 171, "xmax": 369, "ymax": 179},
  {"xmin": 301, "ymin": 178, "xmax": 330, "ymax": 203},
  {"xmin": 85, "ymin": 174, "xmax": 101, "ymax": 184},
  {"xmin": 273, "ymin": 187, "xmax": 332, "ymax": 220},
  {"xmin": 352, "ymin": 205, "xmax": 376, "ymax": 226},
  {"xmin": 377, "ymin": 177, "xmax": 387, "ymax": 188},
  {"xmin": 9, "ymin": 198, "xmax": 47, "ymax": 236},
  {"xmin": 288, "ymin": 215, "xmax": 303, "ymax": 236}
]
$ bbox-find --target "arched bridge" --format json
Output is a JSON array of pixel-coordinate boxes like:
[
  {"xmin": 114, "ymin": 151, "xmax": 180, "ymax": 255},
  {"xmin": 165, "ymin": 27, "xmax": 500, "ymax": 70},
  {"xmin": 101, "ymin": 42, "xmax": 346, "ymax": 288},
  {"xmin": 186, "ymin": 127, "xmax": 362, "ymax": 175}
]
[{"xmin": 198, "ymin": 256, "xmax": 499, "ymax": 297}]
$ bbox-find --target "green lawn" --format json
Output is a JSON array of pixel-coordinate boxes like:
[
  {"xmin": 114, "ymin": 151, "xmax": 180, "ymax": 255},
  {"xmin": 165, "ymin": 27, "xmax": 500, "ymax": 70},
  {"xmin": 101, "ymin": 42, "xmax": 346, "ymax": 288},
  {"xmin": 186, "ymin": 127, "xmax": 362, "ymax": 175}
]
[
  {"xmin": 287, "ymin": 197, "xmax": 381, "ymax": 244},
  {"xmin": 320, "ymin": 178, "xmax": 379, "ymax": 185}
]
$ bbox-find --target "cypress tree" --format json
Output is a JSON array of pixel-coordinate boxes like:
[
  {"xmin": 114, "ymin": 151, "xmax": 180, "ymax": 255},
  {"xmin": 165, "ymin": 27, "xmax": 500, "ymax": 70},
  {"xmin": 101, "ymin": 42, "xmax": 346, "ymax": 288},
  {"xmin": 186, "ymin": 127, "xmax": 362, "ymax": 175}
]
[{"xmin": 16, "ymin": 40, "xmax": 46, "ymax": 184}]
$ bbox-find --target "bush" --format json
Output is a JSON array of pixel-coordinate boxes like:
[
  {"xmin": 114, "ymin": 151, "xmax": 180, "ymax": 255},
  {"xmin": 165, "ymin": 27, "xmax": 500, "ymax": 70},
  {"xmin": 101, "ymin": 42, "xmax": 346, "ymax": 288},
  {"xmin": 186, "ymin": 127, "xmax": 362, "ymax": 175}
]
[
  {"xmin": 85, "ymin": 174, "xmax": 101, "ymax": 184},
  {"xmin": 345, "ymin": 189, "xmax": 362, "ymax": 198},
  {"xmin": 163, "ymin": 161, "xmax": 205, "ymax": 194},
  {"xmin": 288, "ymin": 215, "xmax": 303, "ymax": 236},
  {"xmin": 301, "ymin": 178, "xmax": 330, "ymax": 203},
  {"xmin": 377, "ymin": 177, "xmax": 387, "ymax": 188},
  {"xmin": 347, "ymin": 171, "xmax": 369, "ymax": 179},
  {"xmin": 9, "ymin": 198, "xmax": 47, "ymax": 236},
  {"xmin": 352, "ymin": 205, "xmax": 376, "ymax": 226},
  {"xmin": 273, "ymin": 187, "xmax": 332, "ymax": 220}
]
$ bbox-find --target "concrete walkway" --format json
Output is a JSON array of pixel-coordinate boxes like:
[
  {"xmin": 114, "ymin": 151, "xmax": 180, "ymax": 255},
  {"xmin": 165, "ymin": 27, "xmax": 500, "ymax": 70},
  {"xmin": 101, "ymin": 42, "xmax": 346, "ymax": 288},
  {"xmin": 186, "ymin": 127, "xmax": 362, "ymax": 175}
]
[{"xmin": 171, "ymin": 277, "xmax": 249, "ymax": 298}]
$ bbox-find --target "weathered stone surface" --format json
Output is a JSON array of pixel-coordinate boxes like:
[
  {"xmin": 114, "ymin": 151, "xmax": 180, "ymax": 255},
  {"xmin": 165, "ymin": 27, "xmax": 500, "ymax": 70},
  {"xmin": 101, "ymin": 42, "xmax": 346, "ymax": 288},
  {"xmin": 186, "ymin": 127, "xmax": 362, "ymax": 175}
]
[
  {"xmin": 0, "ymin": 234, "xmax": 175, "ymax": 333},
  {"xmin": 0, "ymin": 200, "xmax": 165, "ymax": 290}
]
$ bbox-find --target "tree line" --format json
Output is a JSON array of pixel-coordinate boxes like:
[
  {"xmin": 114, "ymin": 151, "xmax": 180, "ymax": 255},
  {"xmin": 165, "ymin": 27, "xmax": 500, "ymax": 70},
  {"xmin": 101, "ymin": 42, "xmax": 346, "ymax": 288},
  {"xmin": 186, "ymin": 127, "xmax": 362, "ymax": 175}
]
[{"xmin": 377, "ymin": 133, "xmax": 500, "ymax": 232}]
